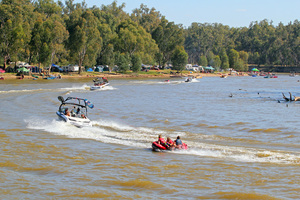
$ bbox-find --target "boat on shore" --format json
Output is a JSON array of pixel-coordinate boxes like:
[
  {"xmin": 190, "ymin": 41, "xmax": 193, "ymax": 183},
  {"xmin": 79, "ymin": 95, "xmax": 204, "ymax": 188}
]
[
  {"xmin": 90, "ymin": 77, "xmax": 109, "ymax": 90},
  {"xmin": 56, "ymin": 96, "xmax": 94, "ymax": 128}
]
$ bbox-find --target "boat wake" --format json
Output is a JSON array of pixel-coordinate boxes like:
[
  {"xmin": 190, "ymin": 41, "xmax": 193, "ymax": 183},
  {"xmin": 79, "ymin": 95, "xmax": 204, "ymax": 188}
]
[
  {"xmin": 26, "ymin": 118, "xmax": 300, "ymax": 165},
  {"xmin": 0, "ymin": 84, "xmax": 117, "ymax": 95},
  {"xmin": 1, "ymin": 84, "xmax": 89, "ymax": 94},
  {"xmin": 89, "ymin": 85, "xmax": 116, "ymax": 91}
]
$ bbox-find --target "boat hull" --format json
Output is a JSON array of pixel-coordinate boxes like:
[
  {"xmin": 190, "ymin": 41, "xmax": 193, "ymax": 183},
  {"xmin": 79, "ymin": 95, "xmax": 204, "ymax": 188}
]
[
  {"xmin": 56, "ymin": 111, "xmax": 92, "ymax": 128},
  {"xmin": 90, "ymin": 83, "xmax": 109, "ymax": 90}
]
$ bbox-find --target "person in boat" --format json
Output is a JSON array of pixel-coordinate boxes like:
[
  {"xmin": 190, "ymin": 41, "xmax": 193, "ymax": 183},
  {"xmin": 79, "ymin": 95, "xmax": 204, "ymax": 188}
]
[
  {"xmin": 81, "ymin": 114, "xmax": 86, "ymax": 119},
  {"xmin": 64, "ymin": 108, "xmax": 70, "ymax": 116},
  {"xmin": 175, "ymin": 136, "xmax": 183, "ymax": 149},
  {"xmin": 71, "ymin": 106, "xmax": 77, "ymax": 117},
  {"xmin": 157, "ymin": 135, "xmax": 167, "ymax": 146},
  {"xmin": 76, "ymin": 107, "xmax": 81, "ymax": 115},
  {"xmin": 166, "ymin": 137, "xmax": 175, "ymax": 149},
  {"xmin": 102, "ymin": 77, "xmax": 108, "ymax": 83}
]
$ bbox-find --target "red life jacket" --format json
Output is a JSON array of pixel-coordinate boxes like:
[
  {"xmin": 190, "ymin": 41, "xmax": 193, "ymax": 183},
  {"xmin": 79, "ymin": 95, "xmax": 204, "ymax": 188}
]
[
  {"xmin": 159, "ymin": 137, "xmax": 166, "ymax": 144},
  {"xmin": 167, "ymin": 139, "xmax": 174, "ymax": 146}
]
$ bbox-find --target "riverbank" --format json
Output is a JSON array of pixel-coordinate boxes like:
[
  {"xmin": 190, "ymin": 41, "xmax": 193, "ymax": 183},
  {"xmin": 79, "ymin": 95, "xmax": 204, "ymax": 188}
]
[{"xmin": 0, "ymin": 70, "xmax": 239, "ymax": 81}]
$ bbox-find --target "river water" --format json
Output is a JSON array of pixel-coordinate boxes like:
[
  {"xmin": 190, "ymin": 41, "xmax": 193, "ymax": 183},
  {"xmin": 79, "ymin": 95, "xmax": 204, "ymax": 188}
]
[{"xmin": 0, "ymin": 75, "xmax": 300, "ymax": 199}]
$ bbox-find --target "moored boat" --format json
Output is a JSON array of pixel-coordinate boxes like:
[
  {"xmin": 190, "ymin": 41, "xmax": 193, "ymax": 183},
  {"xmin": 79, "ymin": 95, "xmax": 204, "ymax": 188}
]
[{"xmin": 56, "ymin": 96, "xmax": 94, "ymax": 128}]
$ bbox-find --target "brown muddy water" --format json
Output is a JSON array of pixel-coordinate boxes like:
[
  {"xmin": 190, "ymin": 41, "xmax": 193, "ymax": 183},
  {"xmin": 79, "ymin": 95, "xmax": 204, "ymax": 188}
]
[{"xmin": 0, "ymin": 75, "xmax": 300, "ymax": 199}]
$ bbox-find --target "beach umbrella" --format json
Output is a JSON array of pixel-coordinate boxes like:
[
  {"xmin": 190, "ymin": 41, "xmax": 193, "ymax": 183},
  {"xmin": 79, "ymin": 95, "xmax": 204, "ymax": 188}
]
[
  {"xmin": 17, "ymin": 67, "xmax": 30, "ymax": 72},
  {"xmin": 252, "ymin": 68, "xmax": 259, "ymax": 72}
]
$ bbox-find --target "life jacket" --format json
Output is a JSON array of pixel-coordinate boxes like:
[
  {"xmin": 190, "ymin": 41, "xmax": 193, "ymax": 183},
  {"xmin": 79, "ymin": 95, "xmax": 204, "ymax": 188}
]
[
  {"xmin": 167, "ymin": 139, "xmax": 174, "ymax": 146},
  {"xmin": 158, "ymin": 137, "xmax": 166, "ymax": 144}
]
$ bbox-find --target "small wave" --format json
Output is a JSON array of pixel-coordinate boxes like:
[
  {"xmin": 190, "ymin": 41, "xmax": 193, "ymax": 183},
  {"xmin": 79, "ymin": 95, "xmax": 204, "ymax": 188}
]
[
  {"xmin": 211, "ymin": 191, "xmax": 280, "ymax": 200},
  {"xmin": 110, "ymin": 179, "xmax": 164, "ymax": 190},
  {"xmin": 228, "ymin": 122, "xmax": 250, "ymax": 126},
  {"xmin": 248, "ymin": 128, "xmax": 282, "ymax": 133}
]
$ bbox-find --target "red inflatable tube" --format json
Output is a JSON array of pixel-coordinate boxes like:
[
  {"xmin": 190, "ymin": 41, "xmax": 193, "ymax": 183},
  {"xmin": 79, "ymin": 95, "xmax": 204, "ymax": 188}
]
[{"xmin": 152, "ymin": 141, "xmax": 188, "ymax": 151}]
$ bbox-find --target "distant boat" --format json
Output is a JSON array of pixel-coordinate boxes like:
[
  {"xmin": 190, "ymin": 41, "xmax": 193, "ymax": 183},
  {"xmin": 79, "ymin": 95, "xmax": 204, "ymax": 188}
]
[{"xmin": 90, "ymin": 77, "xmax": 109, "ymax": 90}]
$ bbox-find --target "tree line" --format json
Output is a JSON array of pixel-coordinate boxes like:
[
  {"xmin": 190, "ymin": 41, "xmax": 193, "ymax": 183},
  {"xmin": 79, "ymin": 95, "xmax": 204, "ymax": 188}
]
[{"xmin": 0, "ymin": 0, "xmax": 299, "ymax": 73}]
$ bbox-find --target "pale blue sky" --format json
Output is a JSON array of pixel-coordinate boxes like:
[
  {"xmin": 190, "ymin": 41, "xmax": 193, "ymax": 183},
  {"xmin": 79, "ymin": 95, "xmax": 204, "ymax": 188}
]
[{"xmin": 74, "ymin": 0, "xmax": 300, "ymax": 28}]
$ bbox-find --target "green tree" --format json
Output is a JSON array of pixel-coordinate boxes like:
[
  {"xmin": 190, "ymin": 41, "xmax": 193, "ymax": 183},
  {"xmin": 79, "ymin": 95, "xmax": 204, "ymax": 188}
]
[
  {"xmin": 131, "ymin": 4, "xmax": 161, "ymax": 34},
  {"xmin": 131, "ymin": 54, "xmax": 142, "ymax": 72},
  {"xmin": 219, "ymin": 48, "xmax": 229, "ymax": 69},
  {"xmin": 228, "ymin": 49, "xmax": 239, "ymax": 70},
  {"xmin": 199, "ymin": 55, "xmax": 208, "ymax": 66},
  {"xmin": 171, "ymin": 46, "xmax": 188, "ymax": 72},
  {"xmin": 29, "ymin": 18, "xmax": 50, "ymax": 69},
  {"xmin": 152, "ymin": 17, "xmax": 184, "ymax": 69},
  {"xmin": 239, "ymin": 51, "xmax": 248, "ymax": 71},
  {"xmin": 115, "ymin": 19, "xmax": 158, "ymax": 64},
  {"xmin": 207, "ymin": 51, "xmax": 215, "ymax": 66},
  {"xmin": 115, "ymin": 52, "xmax": 130, "ymax": 73},
  {"xmin": 67, "ymin": 9, "xmax": 102, "ymax": 74},
  {"xmin": 213, "ymin": 55, "xmax": 221, "ymax": 69},
  {"xmin": 0, "ymin": 0, "xmax": 33, "ymax": 69}
]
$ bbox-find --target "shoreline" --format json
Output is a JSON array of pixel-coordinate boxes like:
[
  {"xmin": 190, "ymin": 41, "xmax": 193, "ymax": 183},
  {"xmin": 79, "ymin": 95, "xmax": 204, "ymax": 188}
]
[{"xmin": 0, "ymin": 71, "xmax": 235, "ymax": 81}]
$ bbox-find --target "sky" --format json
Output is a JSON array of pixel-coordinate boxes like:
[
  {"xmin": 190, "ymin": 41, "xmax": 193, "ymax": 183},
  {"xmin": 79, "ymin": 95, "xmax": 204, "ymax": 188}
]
[{"xmin": 73, "ymin": 0, "xmax": 300, "ymax": 28}]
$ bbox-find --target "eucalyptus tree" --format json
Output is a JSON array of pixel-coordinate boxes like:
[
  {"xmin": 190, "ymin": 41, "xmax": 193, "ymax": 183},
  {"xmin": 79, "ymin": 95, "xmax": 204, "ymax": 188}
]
[
  {"xmin": 239, "ymin": 51, "xmax": 249, "ymax": 71},
  {"xmin": 30, "ymin": 0, "xmax": 68, "ymax": 71},
  {"xmin": 131, "ymin": 54, "xmax": 142, "ymax": 72},
  {"xmin": 213, "ymin": 55, "xmax": 221, "ymax": 69},
  {"xmin": 100, "ymin": 1, "xmax": 128, "ymax": 24},
  {"xmin": 184, "ymin": 23, "xmax": 233, "ymax": 64},
  {"xmin": 152, "ymin": 17, "xmax": 184, "ymax": 68},
  {"xmin": 171, "ymin": 45, "xmax": 188, "ymax": 72},
  {"xmin": 198, "ymin": 55, "xmax": 207, "ymax": 66},
  {"xmin": 115, "ymin": 52, "xmax": 130, "ymax": 73},
  {"xmin": 115, "ymin": 19, "xmax": 158, "ymax": 64},
  {"xmin": 219, "ymin": 48, "xmax": 229, "ymax": 70},
  {"xmin": 92, "ymin": 7, "xmax": 118, "ymax": 69},
  {"xmin": 67, "ymin": 8, "xmax": 102, "ymax": 74},
  {"xmin": 0, "ymin": 0, "xmax": 33, "ymax": 69},
  {"xmin": 228, "ymin": 49, "xmax": 239, "ymax": 70},
  {"xmin": 131, "ymin": 4, "xmax": 161, "ymax": 34}
]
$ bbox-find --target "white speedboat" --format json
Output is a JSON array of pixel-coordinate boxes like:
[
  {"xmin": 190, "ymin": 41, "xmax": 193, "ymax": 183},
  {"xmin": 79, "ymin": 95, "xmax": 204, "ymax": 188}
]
[
  {"xmin": 90, "ymin": 77, "xmax": 109, "ymax": 90},
  {"xmin": 56, "ymin": 96, "xmax": 94, "ymax": 128},
  {"xmin": 185, "ymin": 76, "xmax": 196, "ymax": 82}
]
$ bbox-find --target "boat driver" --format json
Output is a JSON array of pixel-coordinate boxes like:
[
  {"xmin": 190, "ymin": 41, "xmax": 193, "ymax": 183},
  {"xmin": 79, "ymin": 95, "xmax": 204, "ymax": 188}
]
[{"xmin": 64, "ymin": 108, "xmax": 70, "ymax": 116}]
